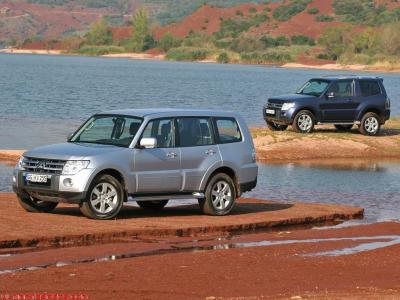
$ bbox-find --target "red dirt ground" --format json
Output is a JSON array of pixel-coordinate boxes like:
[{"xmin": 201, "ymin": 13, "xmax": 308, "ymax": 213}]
[{"xmin": 1, "ymin": 222, "xmax": 400, "ymax": 299}]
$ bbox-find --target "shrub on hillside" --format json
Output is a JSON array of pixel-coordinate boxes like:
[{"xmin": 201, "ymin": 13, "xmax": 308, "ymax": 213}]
[
  {"xmin": 307, "ymin": 7, "xmax": 319, "ymax": 14},
  {"xmin": 315, "ymin": 15, "xmax": 334, "ymax": 22},
  {"xmin": 291, "ymin": 35, "xmax": 315, "ymax": 46},
  {"xmin": 273, "ymin": 0, "xmax": 311, "ymax": 21},
  {"xmin": 217, "ymin": 52, "xmax": 230, "ymax": 63},
  {"xmin": 158, "ymin": 32, "xmax": 181, "ymax": 52},
  {"xmin": 73, "ymin": 45, "xmax": 124, "ymax": 56},
  {"xmin": 240, "ymin": 50, "xmax": 293, "ymax": 64},
  {"xmin": 166, "ymin": 47, "xmax": 211, "ymax": 61}
]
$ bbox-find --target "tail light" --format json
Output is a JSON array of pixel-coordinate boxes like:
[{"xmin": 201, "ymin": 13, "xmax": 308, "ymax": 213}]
[{"xmin": 385, "ymin": 98, "xmax": 391, "ymax": 109}]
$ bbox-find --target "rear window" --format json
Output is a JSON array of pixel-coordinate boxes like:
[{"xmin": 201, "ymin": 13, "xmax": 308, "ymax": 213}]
[
  {"xmin": 360, "ymin": 80, "xmax": 381, "ymax": 97},
  {"xmin": 215, "ymin": 118, "xmax": 242, "ymax": 144}
]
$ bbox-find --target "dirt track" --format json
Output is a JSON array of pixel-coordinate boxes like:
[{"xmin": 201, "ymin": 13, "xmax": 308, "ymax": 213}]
[{"xmin": 0, "ymin": 193, "xmax": 362, "ymax": 249}]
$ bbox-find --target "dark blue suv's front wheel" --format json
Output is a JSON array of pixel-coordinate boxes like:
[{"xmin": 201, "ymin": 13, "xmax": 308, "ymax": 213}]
[{"xmin": 293, "ymin": 110, "xmax": 315, "ymax": 134}]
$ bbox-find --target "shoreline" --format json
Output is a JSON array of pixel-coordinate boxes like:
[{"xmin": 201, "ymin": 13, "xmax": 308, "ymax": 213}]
[
  {"xmin": 1, "ymin": 120, "xmax": 400, "ymax": 166},
  {"xmin": 2, "ymin": 48, "xmax": 400, "ymax": 73}
]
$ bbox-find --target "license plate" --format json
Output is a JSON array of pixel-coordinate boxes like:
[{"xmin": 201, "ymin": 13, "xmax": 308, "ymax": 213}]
[
  {"xmin": 25, "ymin": 174, "xmax": 49, "ymax": 183},
  {"xmin": 266, "ymin": 109, "xmax": 275, "ymax": 115}
]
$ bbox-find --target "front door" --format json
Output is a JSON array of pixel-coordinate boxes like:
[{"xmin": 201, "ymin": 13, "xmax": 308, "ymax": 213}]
[
  {"xmin": 320, "ymin": 80, "xmax": 356, "ymax": 122},
  {"xmin": 134, "ymin": 118, "xmax": 182, "ymax": 193},
  {"xmin": 176, "ymin": 117, "xmax": 220, "ymax": 192}
]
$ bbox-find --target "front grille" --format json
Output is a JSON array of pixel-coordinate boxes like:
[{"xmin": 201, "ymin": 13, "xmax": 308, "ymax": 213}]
[
  {"xmin": 23, "ymin": 157, "xmax": 66, "ymax": 174},
  {"xmin": 267, "ymin": 102, "xmax": 283, "ymax": 109}
]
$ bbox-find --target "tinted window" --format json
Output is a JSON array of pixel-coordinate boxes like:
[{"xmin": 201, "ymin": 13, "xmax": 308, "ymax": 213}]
[
  {"xmin": 71, "ymin": 115, "xmax": 142, "ymax": 147},
  {"xmin": 142, "ymin": 118, "xmax": 174, "ymax": 148},
  {"xmin": 360, "ymin": 80, "xmax": 381, "ymax": 97},
  {"xmin": 215, "ymin": 118, "xmax": 242, "ymax": 144},
  {"xmin": 177, "ymin": 118, "xmax": 213, "ymax": 147},
  {"xmin": 327, "ymin": 80, "xmax": 353, "ymax": 97},
  {"xmin": 297, "ymin": 79, "xmax": 330, "ymax": 96}
]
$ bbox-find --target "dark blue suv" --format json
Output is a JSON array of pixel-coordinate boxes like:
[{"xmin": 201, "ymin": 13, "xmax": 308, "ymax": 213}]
[{"xmin": 263, "ymin": 76, "xmax": 391, "ymax": 136}]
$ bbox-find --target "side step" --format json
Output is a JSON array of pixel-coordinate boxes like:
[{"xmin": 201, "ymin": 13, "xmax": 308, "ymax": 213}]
[
  {"xmin": 128, "ymin": 192, "xmax": 204, "ymax": 202},
  {"xmin": 317, "ymin": 121, "xmax": 360, "ymax": 125}
]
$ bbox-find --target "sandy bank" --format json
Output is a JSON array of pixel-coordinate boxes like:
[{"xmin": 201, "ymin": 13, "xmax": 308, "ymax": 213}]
[
  {"xmin": 0, "ymin": 48, "xmax": 62, "ymax": 55},
  {"xmin": 102, "ymin": 52, "xmax": 165, "ymax": 60},
  {"xmin": 252, "ymin": 120, "xmax": 400, "ymax": 162},
  {"xmin": 0, "ymin": 193, "xmax": 362, "ymax": 248},
  {"xmin": 0, "ymin": 150, "xmax": 24, "ymax": 166},
  {"xmin": 282, "ymin": 62, "xmax": 400, "ymax": 73}
]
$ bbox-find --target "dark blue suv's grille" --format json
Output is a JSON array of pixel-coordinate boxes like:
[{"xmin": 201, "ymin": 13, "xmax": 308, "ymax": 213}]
[{"xmin": 267, "ymin": 102, "xmax": 283, "ymax": 109}]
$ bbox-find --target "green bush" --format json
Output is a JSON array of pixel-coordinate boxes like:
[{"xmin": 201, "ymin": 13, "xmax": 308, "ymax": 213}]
[
  {"xmin": 166, "ymin": 47, "xmax": 211, "ymax": 61},
  {"xmin": 240, "ymin": 50, "xmax": 292, "ymax": 64},
  {"xmin": 73, "ymin": 45, "xmax": 125, "ymax": 56},
  {"xmin": 307, "ymin": 7, "xmax": 319, "ymax": 14},
  {"xmin": 248, "ymin": 7, "xmax": 257, "ymax": 14},
  {"xmin": 213, "ymin": 19, "xmax": 252, "ymax": 38},
  {"xmin": 273, "ymin": 0, "xmax": 311, "ymax": 21},
  {"xmin": 291, "ymin": 35, "xmax": 315, "ymax": 45},
  {"xmin": 236, "ymin": 10, "xmax": 244, "ymax": 16},
  {"xmin": 217, "ymin": 52, "xmax": 230, "ymax": 63},
  {"xmin": 316, "ymin": 15, "xmax": 334, "ymax": 22},
  {"xmin": 158, "ymin": 32, "xmax": 181, "ymax": 52}
]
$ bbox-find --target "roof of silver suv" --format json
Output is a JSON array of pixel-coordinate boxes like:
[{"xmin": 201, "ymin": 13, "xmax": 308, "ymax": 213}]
[{"xmin": 99, "ymin": 108, "xmax": 240, "ymax": 118}]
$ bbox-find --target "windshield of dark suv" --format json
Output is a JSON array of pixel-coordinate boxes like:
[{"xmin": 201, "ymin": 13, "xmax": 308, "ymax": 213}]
[
  {"xmin": 296, "ymin": 79, "xmax": 330, "ymax": 97},
  {"xmin": 70, "ymin": 115, "xmax": 143, "ymax": 147}
]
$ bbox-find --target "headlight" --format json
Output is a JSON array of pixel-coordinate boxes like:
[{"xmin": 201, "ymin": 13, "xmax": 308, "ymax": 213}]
[
  {"xmin": 16, "ymin": 156, "xmax": 25, "ymax": 170},
  {"xmin": 281, "ymin": 102, "xmax": 295, "ymax": 111},
  {"xmin": 62, "ymin": 160, "xmax": 90, "ymax": 175}
]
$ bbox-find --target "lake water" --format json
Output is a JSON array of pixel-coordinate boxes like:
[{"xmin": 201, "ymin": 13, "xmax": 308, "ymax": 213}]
[
  {"xmin": 1, "ymin": 53, "xmax": 399, "ymax": 149},
  {"xmin": 0, "ymin": 54, "xmax": 399, "ymax": 224},
  {"xmin": 1, "ymin": 159, "xmax": 399, "ymax": 223}
]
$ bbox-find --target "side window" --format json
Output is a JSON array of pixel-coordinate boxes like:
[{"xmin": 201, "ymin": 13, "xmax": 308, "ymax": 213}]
[
  {"xmin": 142, "ymin": 118, "xmax": 174, "ymax": 148},
  {"xmin": 327, "ymin": 80, "xmax": 353, "ymax": 97},
  {"xmin": 177, "ymin": 117, "xmax": 213, "ymax": 147},
  {"xmin": 215, "ymin": 118, "xmax": 242, "ymax": 144},
  {"xmin": 360, "ymin": 80, "xmax": 381, "ymax": 97}
]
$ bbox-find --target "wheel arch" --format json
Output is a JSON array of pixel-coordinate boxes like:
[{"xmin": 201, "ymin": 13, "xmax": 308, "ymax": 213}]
[
  {"xmin": 357, "ymin": 107, "xmax": 384, "ymax": 123},
  {"xmin": 200, "ymin": 165, "xmax": 240, "ymax": 196},
  {"xmin": 85, "ymin": 168, "xmax": 128, "ymax": 202}
]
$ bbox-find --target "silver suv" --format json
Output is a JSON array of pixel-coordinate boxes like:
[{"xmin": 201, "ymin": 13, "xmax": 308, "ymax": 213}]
[{"xmin": 13, "ymin": 109, "xmax": 258, "ymax": 220}]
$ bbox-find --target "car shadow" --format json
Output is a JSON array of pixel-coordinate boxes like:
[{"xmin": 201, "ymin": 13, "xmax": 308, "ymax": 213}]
[
  {"xmin": 51, "ymin": 200, "xmax": 293, "ymax": 219},
  {"xmin": 307, "ymin": 127, "xmax": 400, "ymax": 137}
]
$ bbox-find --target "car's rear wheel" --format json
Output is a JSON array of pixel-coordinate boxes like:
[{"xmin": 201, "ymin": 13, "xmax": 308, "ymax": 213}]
[
  {"xmin": 359, "ymin": 112, "xmax": 381, "ymax": 136},
  {"xmin": 293, "ymin": 110, "xmax": 315, "ymax": 133},
  {"xmin": 266, "ymin": 121, "xmax": 288, "ymax": 131},
  {"xmin": 17, "ymin": 195, "xmax": 58, "ymax": 213},
  {"xmin": 137, "ymin": 200, "xmax": 168, "ymax": 210},
  {"xmin": 80, "ymin": 175, "xmax": 124, "ymax": 220},
  {"xmin": 335, "ymin": 125, "xmax": 353, "ymax": 131},
  {"xmin": 199, "ymin": 173, "xmax": 236, "ymax": 216}
]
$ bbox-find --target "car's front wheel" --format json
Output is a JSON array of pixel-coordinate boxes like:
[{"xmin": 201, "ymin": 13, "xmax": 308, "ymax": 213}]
[
  {"xmin": 80, "ymin": 175, "xmax": 124, "ymax": 220},
  {"xmin": 199, "ymin": 173, "xmax": 236, "ymax": 216},
  {"xmin": 137, "ymin": 200, "xmax": 168, "ymax": 210},
  {"xmin": 17, "ymin": 195, "xmax": 58, "ymax": 213},
  {"xmin": 266, "ymin": 121, "xmax": 288, "ymax": 131},
  {"xmin": 359, "ymin": 112, "xmax": 381, "ymax": 136},
  {"xmin": 293, "ymin": 110, "xmax": 315, "ymax": 133}
]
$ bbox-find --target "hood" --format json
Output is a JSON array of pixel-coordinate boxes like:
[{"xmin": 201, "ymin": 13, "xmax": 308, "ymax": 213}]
[
  {"xmin": 23, "ymin": 142, "xmax": 125, "ymax": 160},
  {"xmin": 268, "ymin": 93, "xmax": 316, "ymax": 103}
]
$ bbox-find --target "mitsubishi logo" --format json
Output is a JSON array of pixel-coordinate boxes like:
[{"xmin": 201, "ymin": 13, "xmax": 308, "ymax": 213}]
[{"xmin": 36, "ymin": 161, "xmax": 46, "ymax": 171}]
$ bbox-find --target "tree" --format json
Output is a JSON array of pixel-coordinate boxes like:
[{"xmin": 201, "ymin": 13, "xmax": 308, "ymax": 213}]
[
  {"xmin": 158, "ymin": 32, "xmax": 177, "ymax": 52},
  {"xmin": 85, "ymin": 18, "xmax": 112, "ymax": 45},
  {"xmin": 318, "ymin": 25, "xmax": 354, "ymax": 59},
  {"xmin": 131, "ymin": 8, "xmax": 150, "ymax": 52}
]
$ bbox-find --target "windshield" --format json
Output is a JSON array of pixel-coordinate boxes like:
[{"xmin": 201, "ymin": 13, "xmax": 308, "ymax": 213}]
[
  {"xmin": 297, "ymin": 79, "xmax": 330, "ymax": 97},
  {"xmin": 70, "ymin": 115, "xmax": 143, "ymax": 147}
]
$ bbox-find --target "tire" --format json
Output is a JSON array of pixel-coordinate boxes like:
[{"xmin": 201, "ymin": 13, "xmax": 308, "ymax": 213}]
[
  {"xmin": 79, "ymin": 175, "xmax": 124, "ymax": 220},
  {"xmin": 335, "ymin": 125, "xmax": 353, "ymax": 131},
  {"xmin": 266, "ymin": 121, "xmax": 288, "ymax": 131},
  {"xmin": 293, "ymin": 110, "xmax": 315, "ymax": 133},
  {"xmin": 137, "ymin": 200, "xmax": 168, "ymax": 210},
  {"xmin": 199, "ymin": 173, "xmax": 237, "ymax": 216},
  {"xmin": 359, "ymin": 112, "xmax": 381, "ymax": 136},
  {"xmin": 17, "ymin": 195, "xmax": 58, "ymax": 213}
]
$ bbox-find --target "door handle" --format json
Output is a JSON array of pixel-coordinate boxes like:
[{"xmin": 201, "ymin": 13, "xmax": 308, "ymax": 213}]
[
  {"xmin": 205, "ymin": 149, "xmax": 216, "ymax": 155},
  {"xmin": 166, "ymin": 152, "xmax": 177, "ymax": 158}
]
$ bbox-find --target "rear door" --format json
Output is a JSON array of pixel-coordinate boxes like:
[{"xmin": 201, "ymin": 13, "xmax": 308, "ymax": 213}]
[
  {"xmin": 177, "ymin": 117, "xmax": 220, "ymax": 192},
  {"xmin": 134, "ymin": 118, "xmax": 182, "ymax": 193},
  {"xmin": 320, "ymin": 80, "xmax": 357, "ymax": 122}
]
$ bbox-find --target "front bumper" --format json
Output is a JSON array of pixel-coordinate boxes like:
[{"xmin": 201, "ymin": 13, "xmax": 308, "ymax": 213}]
[
  {"xmin": 263, "ymin": 106, "xmax": 295, "ymax": 125},
  {"xmin": 12, "ymin": 169, "xmax": 93, "ymax": 204}
]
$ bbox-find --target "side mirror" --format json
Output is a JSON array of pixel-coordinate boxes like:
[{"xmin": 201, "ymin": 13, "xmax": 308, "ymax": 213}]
[
  {"xmin": 326, "ymin": 92, "xmax": 335, "ymax": 99},
  {"xmin": 140, "ymin": 137, "xmax": 157, "ymax": 149}
]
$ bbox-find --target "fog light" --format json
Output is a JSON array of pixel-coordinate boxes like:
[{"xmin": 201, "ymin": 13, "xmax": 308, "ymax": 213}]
[
  {"xmin": 63, "ymin": 178, "xmax": 73, "ymax": 187},
  {"xmin": 12, "ymin": 175, "xmax": 16, "ymax": 183}
]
